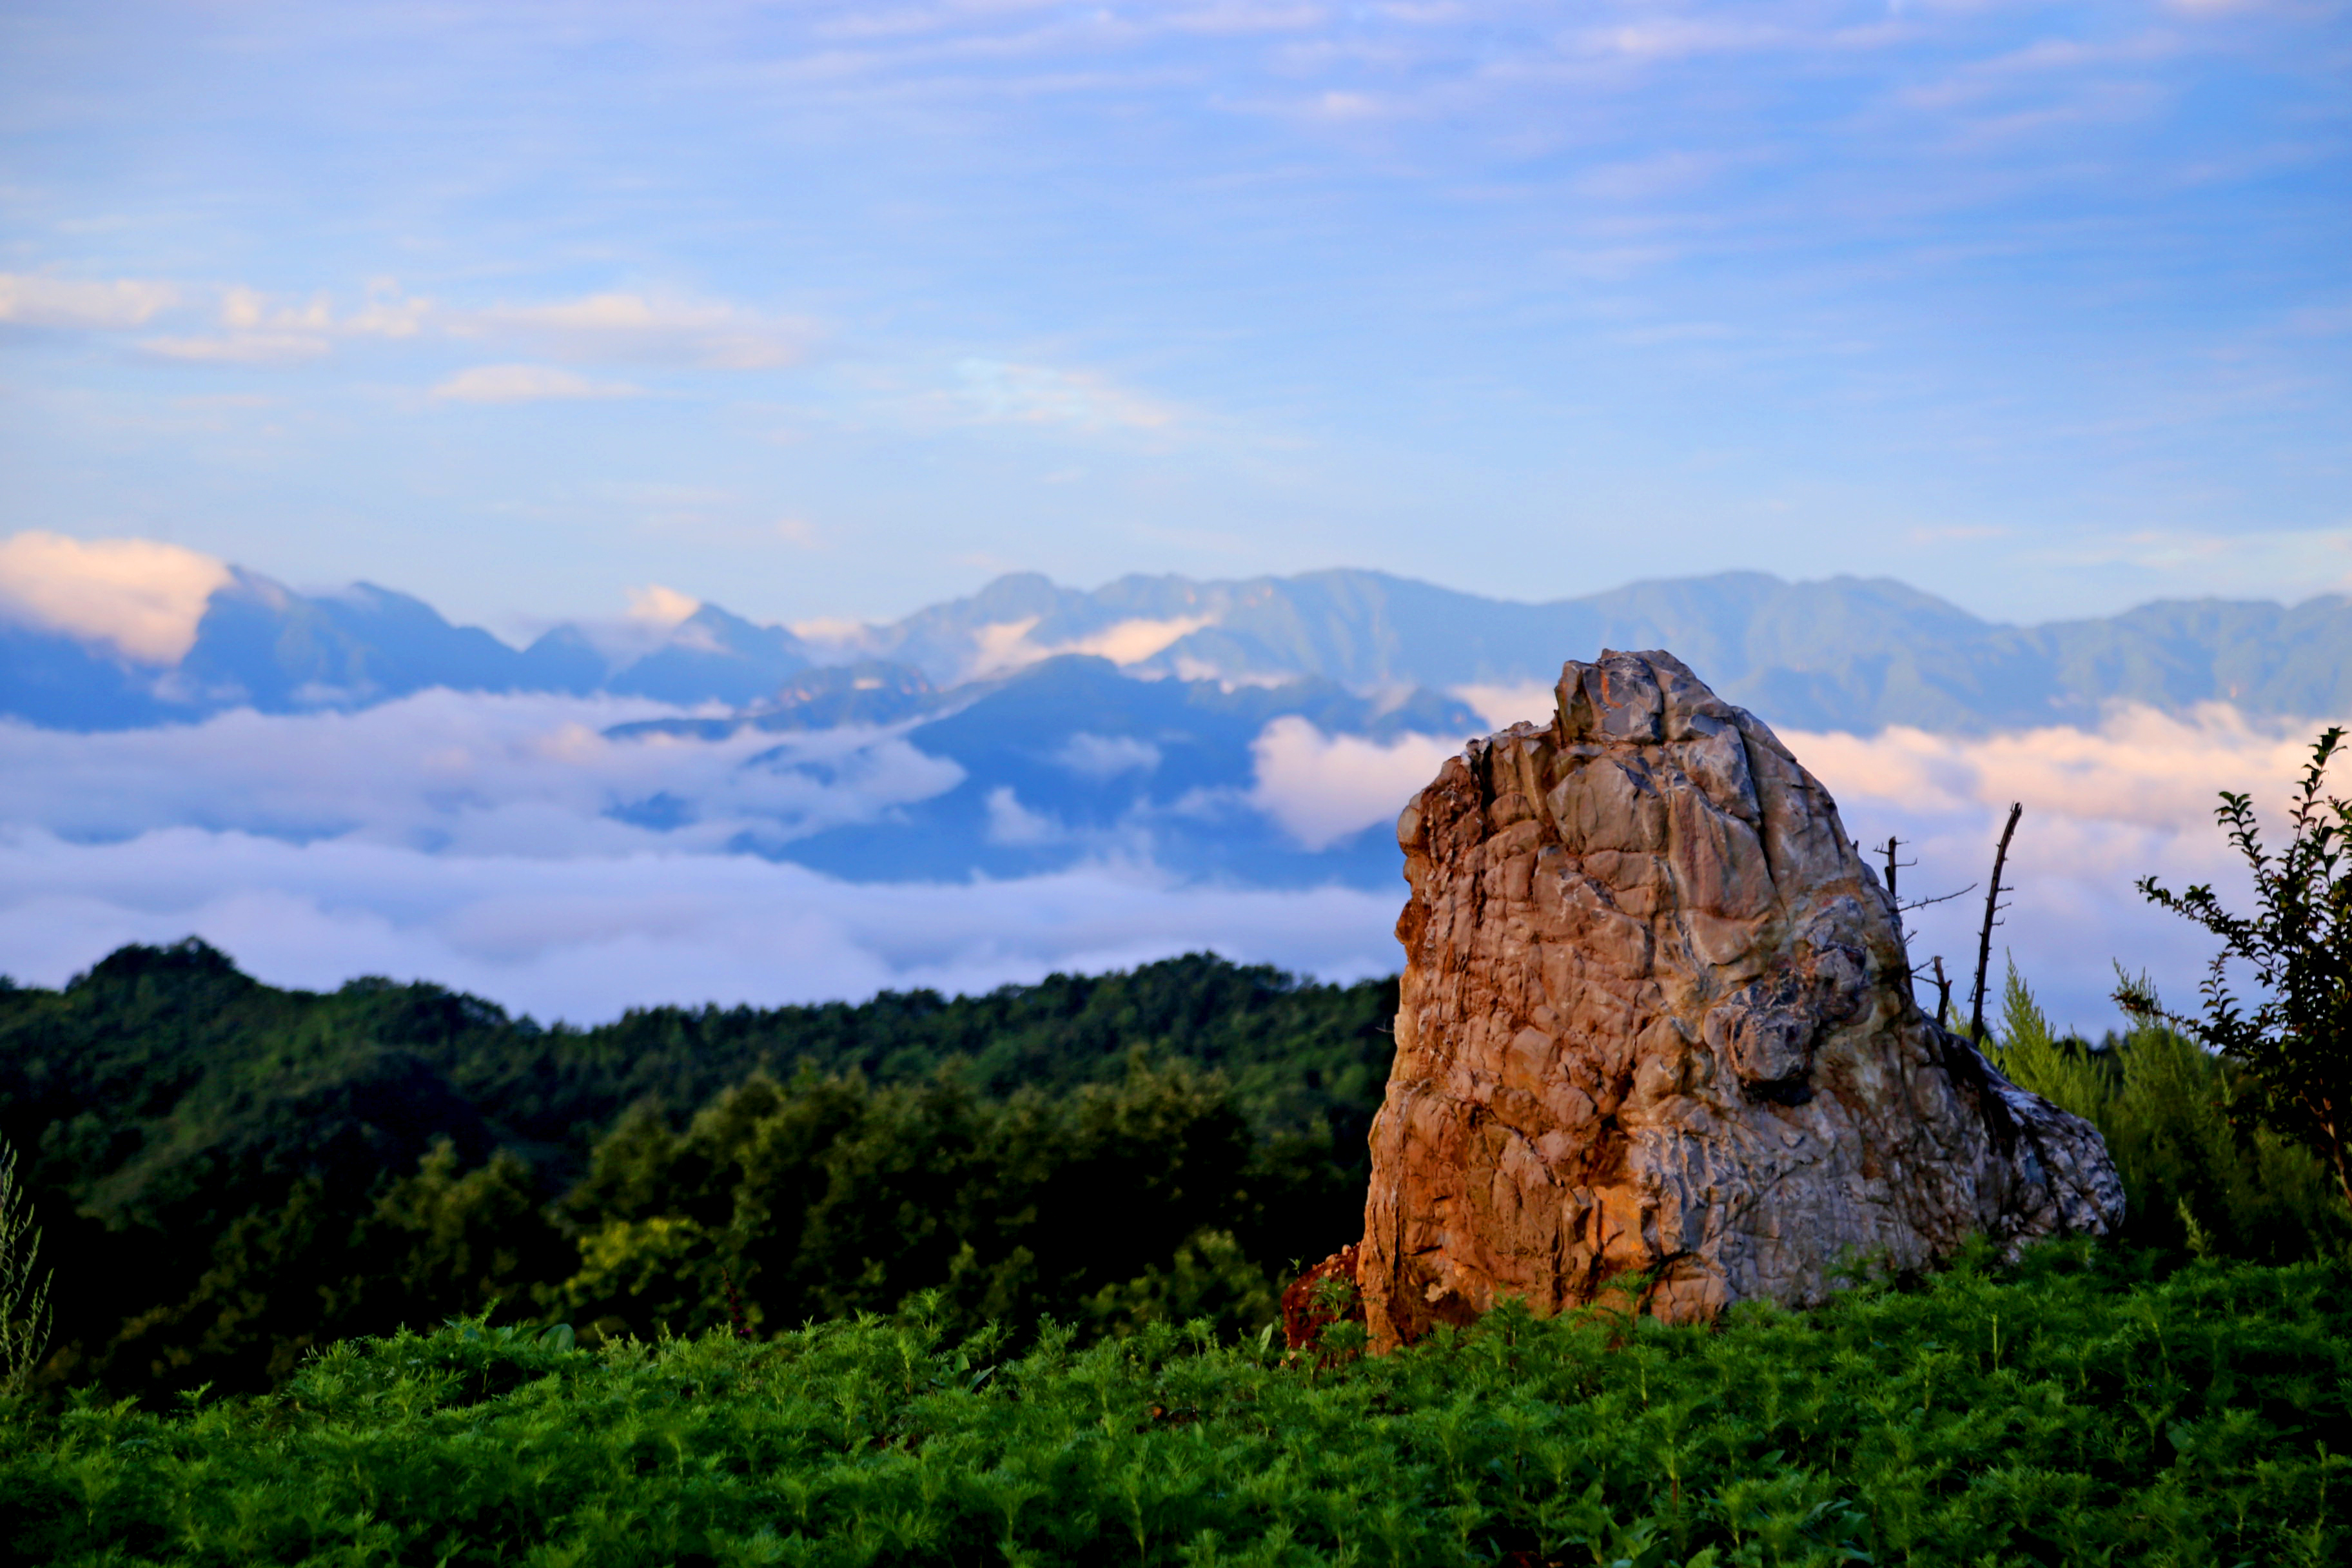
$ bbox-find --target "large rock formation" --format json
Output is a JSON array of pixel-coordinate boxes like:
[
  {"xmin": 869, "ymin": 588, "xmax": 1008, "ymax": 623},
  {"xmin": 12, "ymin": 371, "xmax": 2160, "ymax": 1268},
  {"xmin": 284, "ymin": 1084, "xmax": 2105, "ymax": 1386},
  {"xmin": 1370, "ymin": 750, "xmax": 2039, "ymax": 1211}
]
[{"xmin": 1355, "ymin": 649, "xmax": 2123, "ymax": 1350}]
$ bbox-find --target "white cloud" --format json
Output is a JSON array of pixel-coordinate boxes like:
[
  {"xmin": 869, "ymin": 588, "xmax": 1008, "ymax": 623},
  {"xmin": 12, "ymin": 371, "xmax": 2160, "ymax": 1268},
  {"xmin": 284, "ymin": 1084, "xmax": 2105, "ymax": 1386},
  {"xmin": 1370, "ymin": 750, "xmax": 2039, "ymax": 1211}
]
[
  {"xmin": 1451, "ymin": 680, "xmax": 1556, "ymax": 730},
  {"xmin": 219, "ymin": 286, "xmax": 330, "ymax": 332},
  {"xmin": 0, "ymin": 273, "xmax": 179, "ymax": 329},
  {"xmin": 432, "ymin": 364, "xmax": 643, "ymax": 402},
  {"xmin": 1790, "ymin": 705, "xmax": 2326, "ymax": 834},
  {"xmin": 0, "ymin": 691, "xmax": 1409, "ymax": 1022},
  {"xmin": 1581, "ymin": 18, "xmax": 1788, "ymax": 62},
  {"xmin": 0, "ymin": 531, "xmax": 233, "ymax": 664},
  {"xmin": 0, "ymin": 829, "xmax": 1404, "ymax": 1023},
  {"xmin": 968, "ymin": 616, "xmax": 1046, "ymax": 678},
  {"xmin": 1056, "ymin": 732, "xmax": 1163, "ymax": 779},
  {"xmin": 953, "ymin": 359, "xmax": 1178, "ymax": 431},
  {"xmin": 458, "ymin": 293, "xmax": 814, "ymax": 369},
  {"xmin": 12, "ymin": 275, "xmax": 806, "ymax": 375},
  {"xmin": 984, "ymin": 785, "xmax": 1063, "ymax": 845},
  {"xmin": 139, "ymin": 332, "xmax": 331, "ymax": 364},
  {"xmin": 625, "ymin": 584, "xmax": 704, "ymax": 627},
  {"xmin": 1068, "ymin": 615, "xmax": 1214, "ymax": 663},
  {"xmin": 1250, "ymin": 716, "xmax": 1461, "ymax": 851},
  {"xmin": 960, "ymin": 614, "xmax": 1219, "ymax": 681},
  {"xmin": 1788, "ymin": 704, "xmax": 2342, "ymax": 1035},
  {"xmin": 0, "ymin": 692, "xmax": 965, "ymax": 858},
  {"xmin": 103, "ymin": 280, "xmax": 427, "ymax": 362},
  {"xmin": 787, "ymin": 618, "xmax": 873, "ymax": 655}
]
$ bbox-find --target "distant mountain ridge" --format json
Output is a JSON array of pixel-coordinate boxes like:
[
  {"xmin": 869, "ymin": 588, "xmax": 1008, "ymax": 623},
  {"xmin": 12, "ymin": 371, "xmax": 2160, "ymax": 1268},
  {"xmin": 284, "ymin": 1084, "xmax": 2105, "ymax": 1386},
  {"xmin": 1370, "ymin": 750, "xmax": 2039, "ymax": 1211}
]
[
  {"xmin": 2, "ymin": 559, "xmax": 2344, "ymax": 734},
  {"xmin": 843, "ymin": 569, "xmax": 2349, "ymax": 734}
]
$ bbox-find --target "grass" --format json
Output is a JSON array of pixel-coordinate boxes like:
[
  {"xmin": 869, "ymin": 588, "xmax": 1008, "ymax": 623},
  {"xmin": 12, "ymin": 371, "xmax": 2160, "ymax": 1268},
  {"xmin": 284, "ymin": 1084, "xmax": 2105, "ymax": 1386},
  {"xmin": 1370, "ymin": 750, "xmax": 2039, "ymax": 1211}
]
[{"xmin": 3, "ymin": 1242, "xmax": 2346, "ymax": 1567}]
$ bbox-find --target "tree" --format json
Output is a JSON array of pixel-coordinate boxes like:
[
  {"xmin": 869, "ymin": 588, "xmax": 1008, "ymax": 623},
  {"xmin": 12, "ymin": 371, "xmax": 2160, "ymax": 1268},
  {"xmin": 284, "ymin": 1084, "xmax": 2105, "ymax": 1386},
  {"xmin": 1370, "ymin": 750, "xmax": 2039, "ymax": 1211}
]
[{"xmin": 2124, "ymin": 727, "xmax": 2352, "ymax": 1211}]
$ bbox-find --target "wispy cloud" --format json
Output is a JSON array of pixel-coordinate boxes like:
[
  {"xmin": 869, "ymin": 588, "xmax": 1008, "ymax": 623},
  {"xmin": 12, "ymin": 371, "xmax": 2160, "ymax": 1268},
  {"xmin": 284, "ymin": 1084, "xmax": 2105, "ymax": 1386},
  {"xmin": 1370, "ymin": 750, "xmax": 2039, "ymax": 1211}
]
[
  {"xmin": 625, "ymin": 584, "xmax": 703, "ymax": 627},
  {"xmin": 2045, "ymin": 527, "xmax": 2352, "ymax": 599},
  {"xmin": 1576, "ymin": 17, "xmax": 1792, "ymax": 63},
  {"xmin": 431, "ymin": 364, "xmax": 645, "ymax": 402},
  {"xmin": 454, "ymin": 293, "xmax": 816, "ymax": 369},
  {"xmin": 955, "ymin": 613, "xmax": 1217, "ymax": 680},
  {"xmin": 15, "ymin": 274, "xmax": 812, "ymax": 377},
  {"xmin": 950, "ymin": 359, "xmax": 1180, "ymax": 431},
  {"xmin": 129, "ymin": 280, "xmax": 430, "ymax": 363},
  {"xmin": 140, "ymin": 332, "xmax": 333, "ymax": 365},
  {"xmin": 0, "ymin": 272, "xmax": 179, "ymax": 329},
  {"xmin": 1571, "ymin": 148, "xmax": 1758, "ymax": 201}
]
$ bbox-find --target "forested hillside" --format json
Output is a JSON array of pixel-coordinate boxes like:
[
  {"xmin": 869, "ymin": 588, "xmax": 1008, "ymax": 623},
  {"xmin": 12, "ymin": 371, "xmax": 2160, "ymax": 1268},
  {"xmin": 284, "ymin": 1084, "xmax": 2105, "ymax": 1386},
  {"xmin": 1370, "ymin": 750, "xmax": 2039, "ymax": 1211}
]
[
  {"xmin": 5, "ymin": 940, "xmax": 2346, "ymax": 1410},
  {"xmin": 0, "ymin": 941, "xmax": 1394, "ymax": 1396}
]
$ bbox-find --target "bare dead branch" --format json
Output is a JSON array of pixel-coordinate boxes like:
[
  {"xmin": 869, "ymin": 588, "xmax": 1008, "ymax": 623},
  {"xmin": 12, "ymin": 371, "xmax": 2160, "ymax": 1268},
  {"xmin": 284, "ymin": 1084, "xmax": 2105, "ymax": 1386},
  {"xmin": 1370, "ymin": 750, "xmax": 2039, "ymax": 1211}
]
[{"xmin": 1968, "ymin": 803, "xmax": 2023, "ymax": 1044}]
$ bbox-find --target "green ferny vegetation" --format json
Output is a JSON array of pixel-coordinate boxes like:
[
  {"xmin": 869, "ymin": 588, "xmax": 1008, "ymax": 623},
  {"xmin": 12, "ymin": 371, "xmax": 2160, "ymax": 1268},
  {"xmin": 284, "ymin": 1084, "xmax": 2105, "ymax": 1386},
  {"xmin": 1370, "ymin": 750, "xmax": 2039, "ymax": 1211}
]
[{"xmin": 3, "ymin": 1246, "xmax": 2345, "ymax": 1566}]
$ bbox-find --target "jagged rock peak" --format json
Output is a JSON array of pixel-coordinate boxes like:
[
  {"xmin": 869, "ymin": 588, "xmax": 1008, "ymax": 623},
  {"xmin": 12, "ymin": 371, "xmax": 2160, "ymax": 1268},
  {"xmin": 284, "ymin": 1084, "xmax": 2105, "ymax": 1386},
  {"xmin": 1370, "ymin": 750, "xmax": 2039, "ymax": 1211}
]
[{"xmin": 1353, "ymin": 648, "xmax": 2123, "ymax": 1349}]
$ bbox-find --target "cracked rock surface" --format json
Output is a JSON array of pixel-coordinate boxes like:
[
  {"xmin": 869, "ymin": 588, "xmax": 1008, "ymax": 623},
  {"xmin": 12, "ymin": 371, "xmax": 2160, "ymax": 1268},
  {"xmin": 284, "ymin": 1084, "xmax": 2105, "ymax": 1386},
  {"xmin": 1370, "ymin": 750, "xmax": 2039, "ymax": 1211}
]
[{"xmin": 1357, "ymin": 650, "xmax": 2124, "ymax": 1350}]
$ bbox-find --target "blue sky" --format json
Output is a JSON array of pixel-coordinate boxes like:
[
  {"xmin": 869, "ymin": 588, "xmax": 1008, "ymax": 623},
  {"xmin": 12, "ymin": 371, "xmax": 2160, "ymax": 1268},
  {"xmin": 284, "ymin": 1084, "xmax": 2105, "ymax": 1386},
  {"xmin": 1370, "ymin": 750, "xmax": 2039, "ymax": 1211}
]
[{"xmin": 3, "ymin": 0, "xmax": 2346, "ymax": 635}]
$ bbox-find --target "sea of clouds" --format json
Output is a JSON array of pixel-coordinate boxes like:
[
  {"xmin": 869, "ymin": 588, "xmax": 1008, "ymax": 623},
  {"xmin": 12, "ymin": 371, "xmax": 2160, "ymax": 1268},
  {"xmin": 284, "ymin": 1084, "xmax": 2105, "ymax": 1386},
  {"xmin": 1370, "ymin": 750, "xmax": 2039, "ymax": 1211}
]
[{"xmin": 0, "ymin": 692, "xmax": 2323, "ymax": 1034}]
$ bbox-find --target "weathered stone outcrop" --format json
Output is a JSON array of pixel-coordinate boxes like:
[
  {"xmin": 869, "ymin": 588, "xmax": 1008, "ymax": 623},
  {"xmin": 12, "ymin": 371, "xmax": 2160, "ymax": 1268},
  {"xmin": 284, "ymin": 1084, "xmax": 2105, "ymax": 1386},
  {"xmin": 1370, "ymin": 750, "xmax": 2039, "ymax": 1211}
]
[{"xmin": 1355, "ymin": 649, "xmax": 2123, "ymax": 1350}]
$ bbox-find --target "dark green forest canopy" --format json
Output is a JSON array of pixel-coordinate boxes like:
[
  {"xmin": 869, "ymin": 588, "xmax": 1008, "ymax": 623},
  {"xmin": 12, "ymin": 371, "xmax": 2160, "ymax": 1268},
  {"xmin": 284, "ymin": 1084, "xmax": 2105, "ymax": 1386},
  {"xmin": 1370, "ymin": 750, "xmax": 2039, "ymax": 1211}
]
[
  {"xmin": 0, "ymin": 937, "xmax": 1397, "ymax": 1185},
  {"xmin": 0, "ymin": 940, "xmax": 1398, "ymax": 1397}
]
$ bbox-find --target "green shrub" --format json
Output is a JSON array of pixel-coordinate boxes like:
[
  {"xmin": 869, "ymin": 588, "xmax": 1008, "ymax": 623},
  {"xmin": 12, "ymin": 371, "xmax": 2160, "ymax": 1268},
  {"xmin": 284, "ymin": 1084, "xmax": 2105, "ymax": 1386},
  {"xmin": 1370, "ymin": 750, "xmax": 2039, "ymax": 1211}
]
[
  {"xmin": 1988, "ymin": 960, "xmax": 2352, "ymax": 1261},
  {"xmin": 2128, "ymin": 725, "xmax": 2352, "ymax": 1210},
  {"xmin": 3, "ymin": 1250, "xmax": 2344, "ymax": 1566}
]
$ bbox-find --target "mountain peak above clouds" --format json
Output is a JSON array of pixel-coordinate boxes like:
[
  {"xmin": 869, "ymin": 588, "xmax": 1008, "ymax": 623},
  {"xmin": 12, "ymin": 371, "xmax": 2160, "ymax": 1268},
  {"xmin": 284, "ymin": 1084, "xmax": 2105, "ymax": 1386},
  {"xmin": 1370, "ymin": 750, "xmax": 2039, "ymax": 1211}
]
[
  {"xmin": 804, "ymin": 566, "xmax": 2351, "ymax": 734},
  {"xmin": 2, "ymin": 531, "xmax": 2347, "ymax": 734}
]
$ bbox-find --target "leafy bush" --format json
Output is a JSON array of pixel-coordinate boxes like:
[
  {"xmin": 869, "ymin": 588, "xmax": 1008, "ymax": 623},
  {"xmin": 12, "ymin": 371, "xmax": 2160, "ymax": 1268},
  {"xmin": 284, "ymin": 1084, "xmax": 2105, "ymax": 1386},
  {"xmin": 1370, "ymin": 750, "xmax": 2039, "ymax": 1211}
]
[
  {"xmin": 2128, "ymin": 725, "xmax": 2352, "ymax": 1209},
  {"xmin": 1989, "ymin": 961, "xmax": 2351, "ymax": 1262},
  {"xmin": 3, "ymin": 1248, "xmax": 2344, "ymax": 1566}
]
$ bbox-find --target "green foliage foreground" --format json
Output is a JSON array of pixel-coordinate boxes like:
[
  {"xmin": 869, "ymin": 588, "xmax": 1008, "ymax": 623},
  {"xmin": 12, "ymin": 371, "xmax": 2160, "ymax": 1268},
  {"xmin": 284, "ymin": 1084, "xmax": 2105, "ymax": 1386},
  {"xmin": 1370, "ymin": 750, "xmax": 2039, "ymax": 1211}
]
[{"xmin": 5, "ymin": 1246, "xmax": 2346, "ymax": 1567}]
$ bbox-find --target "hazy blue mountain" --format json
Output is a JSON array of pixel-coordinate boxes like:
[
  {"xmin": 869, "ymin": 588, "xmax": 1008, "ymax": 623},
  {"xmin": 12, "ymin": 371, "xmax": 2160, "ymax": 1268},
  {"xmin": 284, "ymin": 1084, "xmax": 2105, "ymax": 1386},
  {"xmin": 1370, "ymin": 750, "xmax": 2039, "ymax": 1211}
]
[
  {"xmin": 854, "ymin": 569, "xmax": 2352, "ymax": 734},
  {"xmin": 602, "ymin": 603, "xmax": 811, "ymax": 707},
  {"xmin": 607, "ymin": 662, "xmax": 943, "ymax": 742},
  {"xmin": 2035, "ymin": 597, "xmax": 2352, "ymax": 721},
  {"xmin": 175, "ymin": 574, "xmax": 534, "ymax": 711},
  {"xmin": 0, "ymin": 618, "xmax": 177, "ymax": 729},
  {"xmin": 514, "ymin": 625, "xmax": 609, "ymax": 695},
  {"xmin": 4, "ymin": 559, "xmax": 2345, "ymax": 734},
  {"xmin": 0, "ymin": 571, "xmax": 545, "ymax": 731},
  {"xmin": 0, "ymin": 571, "xmax": 800, "ymax": 727}
]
